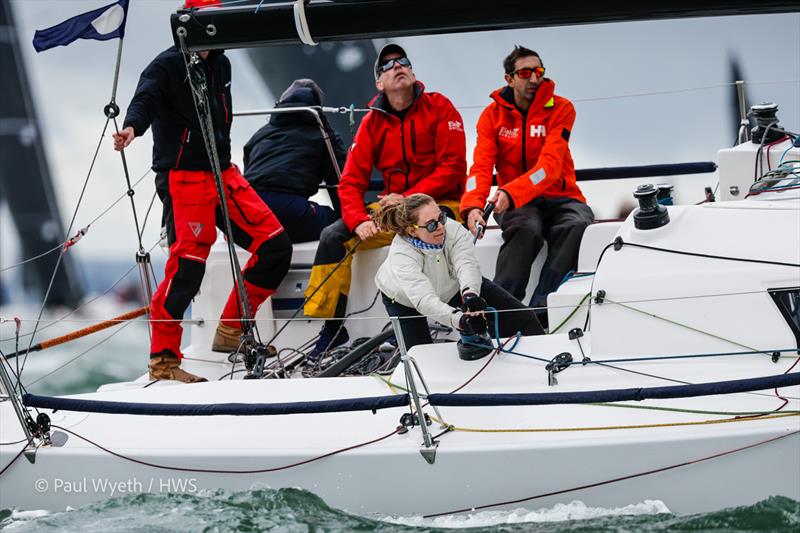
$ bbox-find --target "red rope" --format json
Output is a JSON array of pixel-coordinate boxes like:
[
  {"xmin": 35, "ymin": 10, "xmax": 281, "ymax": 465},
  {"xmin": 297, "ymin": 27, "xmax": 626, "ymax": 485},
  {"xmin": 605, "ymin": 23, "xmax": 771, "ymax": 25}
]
[
  {"xmin": 52, "ymin": 425, "xmax": 400, "ymax": 475},
  {"xmin": 0, "ymin": 440, "xmax": 32, "ymax": 478},
  {"xmin": 424, "ymin": 429, "xmax": 800, "ymax": 518}
]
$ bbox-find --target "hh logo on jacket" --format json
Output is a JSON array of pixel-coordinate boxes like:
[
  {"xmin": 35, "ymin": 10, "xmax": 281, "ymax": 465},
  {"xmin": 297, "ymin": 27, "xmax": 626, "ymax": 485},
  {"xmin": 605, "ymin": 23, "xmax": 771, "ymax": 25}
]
[
  {"xmin": 448, "ymin": 120, "xmax": 463, "ymax": 132},
  {"xmin": 530, "ymin": 125, "xmax": 546, "ymax": 137}
]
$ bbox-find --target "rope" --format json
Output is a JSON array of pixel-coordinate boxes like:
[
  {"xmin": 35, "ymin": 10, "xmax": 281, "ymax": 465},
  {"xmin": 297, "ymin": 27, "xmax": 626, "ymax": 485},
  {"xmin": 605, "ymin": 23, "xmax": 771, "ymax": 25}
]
[
  {"xmin": 0, "ymin": 166, "xmax": 154, "ymax": 275},
  {"xmin": 51, "ymin": 424, "xmax": 400, "ymax": 475},
  {"xmin": 454, "ymin": 79, "xmax": 800, "ymax": 110},
  {"xmin": 604, "ymin": 297, "xmax": 762, "ymax": 354},
  {"xmin": 594, "ymin": 402, "xmax": 800, "ymax": 417},
  {"xmin": 617, "ymin": 239, "xmax": 800, "ymax": 269},
  {"xmin": 550, "ymin": 292, "xmax": 591, "ymax": 333},
  {"xmin": 7, "ymin": 307, "xmax": 148, "ymax": 360},
  {"xmin": 500, "ymin": 346, "xmax": 798, "ymax": 367},
  {"xmin": 110, "ymin": 117, "xmax": 146, "ymax": 252},
  {"xmin": 423, "ymin": 429, "xmax": 800, "ymax": 518},
  {"xmin": 7, "ymin": 287, "xmax": 798, "ymax": 325},
  {"xmin": 25, "ymin": 320, "xmax": 136, "ymax": 388},
  {"xmin": 0, "ymin": 239, "xmax": 159, "ymax": 342},
  {"xmin": 0, "ymin": 440, "xmax": 32, "ymax": 478},
  {"xmin": 434, "ymin": 411, "xmax": 798, "ymax": 434}
]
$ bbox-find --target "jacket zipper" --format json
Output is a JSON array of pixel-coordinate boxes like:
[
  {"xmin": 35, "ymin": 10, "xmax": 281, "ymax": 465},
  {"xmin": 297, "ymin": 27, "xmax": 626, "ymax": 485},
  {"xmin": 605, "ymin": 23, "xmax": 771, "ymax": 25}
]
[
  {"xmin": 520, "ymin": 111, "xmax": 527, "ymax": 173},
  {"xmin": 208, "ymin": 63, "xmax": 229, "ymax": 125},
  {"xmin": 174, "ymin": 128, "xmax": 188, "ymax": 168},
  {"xmin": 400, "ymin": 117, "xmax": 410, "ymax": 190}
]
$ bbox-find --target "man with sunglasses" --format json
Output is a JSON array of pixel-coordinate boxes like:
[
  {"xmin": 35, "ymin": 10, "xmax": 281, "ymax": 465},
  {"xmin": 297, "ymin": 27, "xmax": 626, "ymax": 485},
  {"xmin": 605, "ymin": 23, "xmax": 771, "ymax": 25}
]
[
  {"xmin": 304, "ymin": 43, "xmax": 467, "ymax": 359},
  {"xmin": 460, "ymin": 45, "xmax": 594, "ymax": 327}
]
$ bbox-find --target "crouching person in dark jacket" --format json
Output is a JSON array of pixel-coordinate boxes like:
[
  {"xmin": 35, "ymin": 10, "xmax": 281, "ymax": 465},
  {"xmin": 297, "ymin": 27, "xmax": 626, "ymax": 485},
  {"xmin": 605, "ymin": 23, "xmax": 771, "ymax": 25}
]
[{"xmin": 244, "ymin": 79, "xmax": 346, "ymax": 243}]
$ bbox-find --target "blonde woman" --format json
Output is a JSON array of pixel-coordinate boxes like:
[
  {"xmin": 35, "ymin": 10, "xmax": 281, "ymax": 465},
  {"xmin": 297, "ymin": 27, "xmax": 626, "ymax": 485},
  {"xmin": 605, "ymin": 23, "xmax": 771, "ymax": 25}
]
[{"xmin": 374, "ymin": 194, "xmax": 543, "ymax": 353}]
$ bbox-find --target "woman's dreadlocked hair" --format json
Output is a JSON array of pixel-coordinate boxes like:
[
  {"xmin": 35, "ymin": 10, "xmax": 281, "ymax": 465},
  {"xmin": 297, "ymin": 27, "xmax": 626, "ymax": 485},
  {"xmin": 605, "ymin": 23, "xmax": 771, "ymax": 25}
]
[{"xmin": 374, "ymin": 193, "xmax": 436, "ymax": 235}]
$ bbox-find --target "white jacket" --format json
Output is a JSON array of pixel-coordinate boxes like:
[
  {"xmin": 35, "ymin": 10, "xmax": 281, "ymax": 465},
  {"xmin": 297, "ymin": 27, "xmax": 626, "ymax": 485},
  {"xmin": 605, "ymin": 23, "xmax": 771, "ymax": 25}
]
[{"xmin": 374, "ymin": 218, "xmax": 483, "ymax": 329}]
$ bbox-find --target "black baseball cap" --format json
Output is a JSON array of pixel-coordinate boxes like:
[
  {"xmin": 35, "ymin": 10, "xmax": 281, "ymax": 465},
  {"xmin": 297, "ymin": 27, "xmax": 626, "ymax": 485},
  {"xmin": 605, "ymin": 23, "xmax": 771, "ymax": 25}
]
[{"xmin": 374, "ymin": 43, "xmax": 409, "ymax": 80}]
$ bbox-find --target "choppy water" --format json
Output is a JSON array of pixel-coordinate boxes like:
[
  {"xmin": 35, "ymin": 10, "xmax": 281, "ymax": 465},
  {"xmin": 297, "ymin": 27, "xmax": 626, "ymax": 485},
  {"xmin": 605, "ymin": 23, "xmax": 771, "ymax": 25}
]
[
  {"xmin": 2, "ymin": 303, "xmax": 799, "ymax": 531},
  {"xmin": 1, "ymin": 490, "xmax": 798, "ymax": 532}
]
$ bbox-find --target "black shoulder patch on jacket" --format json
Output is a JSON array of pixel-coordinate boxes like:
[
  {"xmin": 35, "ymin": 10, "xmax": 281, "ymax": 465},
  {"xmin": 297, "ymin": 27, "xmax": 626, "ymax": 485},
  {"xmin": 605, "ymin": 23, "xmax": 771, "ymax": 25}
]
[{"xmin": 561, "ymin": 128, "xmax": 571, "ymax": 141}]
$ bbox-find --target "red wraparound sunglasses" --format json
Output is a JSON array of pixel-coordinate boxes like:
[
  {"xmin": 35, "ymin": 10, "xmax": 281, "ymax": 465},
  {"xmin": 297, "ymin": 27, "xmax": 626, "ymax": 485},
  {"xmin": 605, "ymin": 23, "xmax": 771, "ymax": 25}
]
[{"xmin": 511, "ymin": 66, "xmax": 545, "ymax": 79}]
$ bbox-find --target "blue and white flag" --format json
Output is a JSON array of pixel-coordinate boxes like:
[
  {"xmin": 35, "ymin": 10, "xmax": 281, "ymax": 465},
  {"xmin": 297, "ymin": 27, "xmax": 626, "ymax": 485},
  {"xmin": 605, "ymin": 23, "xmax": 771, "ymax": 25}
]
[{"xmin": 32, "ymin": 0, "xmax": 129, "ymax": 53}]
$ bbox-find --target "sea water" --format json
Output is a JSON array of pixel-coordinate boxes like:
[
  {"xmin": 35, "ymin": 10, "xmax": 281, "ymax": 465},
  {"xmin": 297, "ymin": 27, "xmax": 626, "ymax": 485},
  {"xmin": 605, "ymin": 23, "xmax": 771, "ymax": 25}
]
[{"xmin": 1, "ymin": 490, "xmax": 798, "ymax": 532}]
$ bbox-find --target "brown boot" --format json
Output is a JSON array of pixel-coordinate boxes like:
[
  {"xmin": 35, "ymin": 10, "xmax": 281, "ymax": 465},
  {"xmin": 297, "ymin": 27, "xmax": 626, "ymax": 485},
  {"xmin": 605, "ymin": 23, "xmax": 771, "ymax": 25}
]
[
  {"xmin": 212, "ymin": 323, "xmax": 243, "ymax": 353},
  {"xmin": 149, "ymin": 352, "xmax": 207, "ymax": 383}
]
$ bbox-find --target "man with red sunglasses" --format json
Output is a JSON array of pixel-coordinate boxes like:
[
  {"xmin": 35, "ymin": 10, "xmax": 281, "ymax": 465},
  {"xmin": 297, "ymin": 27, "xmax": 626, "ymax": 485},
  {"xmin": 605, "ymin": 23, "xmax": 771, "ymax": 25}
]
[
  {"xmin": 460, "ymin": 46, "xmax": 594, "ymax": 326},
  {"xmin": 303, "ymin": 43, "xmax": 467, "ymax": 359}
]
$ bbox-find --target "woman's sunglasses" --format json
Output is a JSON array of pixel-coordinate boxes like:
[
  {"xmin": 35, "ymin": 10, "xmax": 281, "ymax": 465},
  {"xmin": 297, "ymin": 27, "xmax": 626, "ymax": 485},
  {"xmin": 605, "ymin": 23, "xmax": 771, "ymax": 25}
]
[
  {"xmin": 413, "ymin": 211, "xmax": 448, "ymax": 233},
  {"xmin": 378, "ymin": 56, "xmax": 412, "ymax": 74},
  {"xmin": 511, "ymin": 66, "xmax": 545, "ymax": 79}
]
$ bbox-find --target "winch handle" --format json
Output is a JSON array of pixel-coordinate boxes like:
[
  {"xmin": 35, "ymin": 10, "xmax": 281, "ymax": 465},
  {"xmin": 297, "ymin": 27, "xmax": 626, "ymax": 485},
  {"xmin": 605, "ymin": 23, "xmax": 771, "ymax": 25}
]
[{"xmin": 473, "ymin": 201, "xmax": 496, "ymax": 244}]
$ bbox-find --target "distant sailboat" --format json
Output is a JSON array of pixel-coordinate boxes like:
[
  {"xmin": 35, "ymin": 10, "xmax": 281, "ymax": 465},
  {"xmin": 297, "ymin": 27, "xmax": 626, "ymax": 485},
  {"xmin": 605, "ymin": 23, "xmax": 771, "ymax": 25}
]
[{"xmin": 0, "ymin": 0, "xmax": 83, "ymax": 306}]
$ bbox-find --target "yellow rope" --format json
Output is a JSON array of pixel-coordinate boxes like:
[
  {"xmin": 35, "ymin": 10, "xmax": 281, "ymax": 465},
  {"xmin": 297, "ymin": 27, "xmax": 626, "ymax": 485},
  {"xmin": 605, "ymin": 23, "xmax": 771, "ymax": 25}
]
[
  {"xmin": 371, "ymin": 370, "xmax": 800, "ymax": 433},
  {"xmin": 430, "ymin": 411, "xmax": 799, "ymax": 433}
]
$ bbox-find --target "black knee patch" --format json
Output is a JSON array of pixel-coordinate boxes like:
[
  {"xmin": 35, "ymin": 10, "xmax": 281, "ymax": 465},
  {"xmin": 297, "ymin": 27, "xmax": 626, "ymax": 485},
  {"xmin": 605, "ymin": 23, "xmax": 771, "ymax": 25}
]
[
  {"xmin": 314, "ymin": 219, "xmax": 353, "ymax": 264},
  {"xmin": 163, "ymin": 257, "xmax": 206, "ymax": 319},
  {"xmin": 244, "ymin": 232, "xmax": 292, "ymax": 289}
]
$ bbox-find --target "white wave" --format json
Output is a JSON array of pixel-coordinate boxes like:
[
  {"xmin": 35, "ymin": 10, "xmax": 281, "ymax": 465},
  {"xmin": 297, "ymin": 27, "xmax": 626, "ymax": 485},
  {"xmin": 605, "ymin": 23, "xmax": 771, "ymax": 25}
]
[
  {"xmin": 3, "ymin": 509, "xmax": 51, "ymax": 530},
  {"xmin": 379, "ymin": 499, "xmax": 671, "ymax": 529}
]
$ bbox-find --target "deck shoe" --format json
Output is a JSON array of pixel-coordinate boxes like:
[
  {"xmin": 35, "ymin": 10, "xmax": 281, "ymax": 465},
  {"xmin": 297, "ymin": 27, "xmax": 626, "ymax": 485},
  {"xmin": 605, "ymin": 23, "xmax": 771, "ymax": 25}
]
[
  {"xmin": 149, "ymin": 352, "xmax": 207, "ymax": 383},
  {"xmin": 307, "ymin": 326, "xmax": 349, "ymax": 361},
  {"xmin": 212, "ymin": 323, "xmax": 243, "ymax": 353}
]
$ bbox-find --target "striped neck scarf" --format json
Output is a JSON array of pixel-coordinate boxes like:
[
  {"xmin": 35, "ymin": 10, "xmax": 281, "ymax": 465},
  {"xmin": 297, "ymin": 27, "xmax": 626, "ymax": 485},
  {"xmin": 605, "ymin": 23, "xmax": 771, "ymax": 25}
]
[{"xmin": 406, "ymin": 236, "xmax": 444, "ymax": 251}]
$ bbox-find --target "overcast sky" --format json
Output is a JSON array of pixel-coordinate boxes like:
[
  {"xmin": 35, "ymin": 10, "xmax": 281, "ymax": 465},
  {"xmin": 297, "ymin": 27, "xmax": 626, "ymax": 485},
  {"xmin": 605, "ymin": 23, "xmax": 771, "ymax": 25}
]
[{"xmin": 3, "ymin": 1, "xmax": 799, "ymax": 264}]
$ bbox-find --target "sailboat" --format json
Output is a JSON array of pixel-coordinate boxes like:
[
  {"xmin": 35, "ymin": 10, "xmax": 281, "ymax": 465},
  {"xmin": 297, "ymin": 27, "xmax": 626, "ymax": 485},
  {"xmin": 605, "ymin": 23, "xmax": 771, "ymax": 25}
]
[{"xmin": 1, "ymin": 0, "xmax": 798, "ymax": 517}]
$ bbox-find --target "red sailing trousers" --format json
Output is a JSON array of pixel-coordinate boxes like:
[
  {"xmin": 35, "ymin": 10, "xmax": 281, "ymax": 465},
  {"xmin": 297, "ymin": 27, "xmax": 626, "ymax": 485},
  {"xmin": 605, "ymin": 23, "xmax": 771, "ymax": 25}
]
[{"xmin": 150, "ymin": 165, "xmax": 289, "ymax": 358}]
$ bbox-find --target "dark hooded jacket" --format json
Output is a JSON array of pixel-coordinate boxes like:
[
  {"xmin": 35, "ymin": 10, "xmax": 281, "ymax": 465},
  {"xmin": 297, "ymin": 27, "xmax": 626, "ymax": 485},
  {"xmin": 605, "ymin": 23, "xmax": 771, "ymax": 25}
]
[
  {"xmin": 123, "ymin": 46, "xmax": 232, "ymax": 172},
  {"xmin": 243, "ymin": 86, "xmax": 346, "ymax": 214}
]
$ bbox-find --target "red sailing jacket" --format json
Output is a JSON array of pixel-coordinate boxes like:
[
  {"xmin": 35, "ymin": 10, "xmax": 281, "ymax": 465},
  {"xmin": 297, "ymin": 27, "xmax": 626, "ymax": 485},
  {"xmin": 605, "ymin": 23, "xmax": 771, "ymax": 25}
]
[
  {"xmin": 338, "ymin": 82, "xmax": 467, "ymax": 231},
  {"xmin": 460, "ymin": 79, "xmax": 585, "ymax": 216}
]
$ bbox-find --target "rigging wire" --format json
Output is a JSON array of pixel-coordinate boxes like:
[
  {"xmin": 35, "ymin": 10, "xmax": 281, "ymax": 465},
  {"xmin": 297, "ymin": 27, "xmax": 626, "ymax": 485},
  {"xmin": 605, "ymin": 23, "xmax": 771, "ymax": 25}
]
[
  {"xmin": 18, "ymin": 118, "xmax": 113, "ymax": 380},
  {"xmin": 0, "ymin": 239, "xmax": 160, "ymax": 343},
  {"xmin": 0, "ymin": 169, "xmax": 152, "ymax": 275},
  {"xmin": 24, "ymin": 319, "xmax": 136, "ymax": 389},
  {"xmin": 454, "ymin": 79, "xmax": 800, "ymax": 110},
  {"xmin": 48, "ymin": 423, "xmax": 401, "ymax": 476}
]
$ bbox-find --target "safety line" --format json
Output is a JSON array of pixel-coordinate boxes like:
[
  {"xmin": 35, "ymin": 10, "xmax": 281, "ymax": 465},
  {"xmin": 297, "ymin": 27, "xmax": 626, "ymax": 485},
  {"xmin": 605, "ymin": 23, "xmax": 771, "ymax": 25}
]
[
  {"xmin": 423, "ymin": 429, "xmax": 800, "ymax": 518},
  {"xmin": 50, "ymin": 424, "xmax": 400, "ymax": 475},
  {"xmin": 435, "ymin": 411, "xmax": 798, "ymax": 434},
  {"xmin": 0, "ymin": 439, "xmax": 33, "ymax": 478},
  {"xmin": 604, "ymin": 297, "xmax": 762, "ymax": 354}
]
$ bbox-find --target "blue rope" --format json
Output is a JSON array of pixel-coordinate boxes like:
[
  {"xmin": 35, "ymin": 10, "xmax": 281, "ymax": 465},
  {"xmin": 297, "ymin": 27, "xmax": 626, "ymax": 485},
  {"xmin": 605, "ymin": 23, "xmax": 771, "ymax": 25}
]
[{"xmin": 462, "ymin": 306, "xmax": 523, "ymax": 354}]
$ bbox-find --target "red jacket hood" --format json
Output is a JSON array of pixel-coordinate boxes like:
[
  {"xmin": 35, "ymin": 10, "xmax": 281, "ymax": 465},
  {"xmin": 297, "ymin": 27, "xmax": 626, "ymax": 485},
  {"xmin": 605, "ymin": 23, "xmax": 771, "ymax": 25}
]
[{"xmin": 490, "ymin": 78, "xmax": 556, "ymax": 113}]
